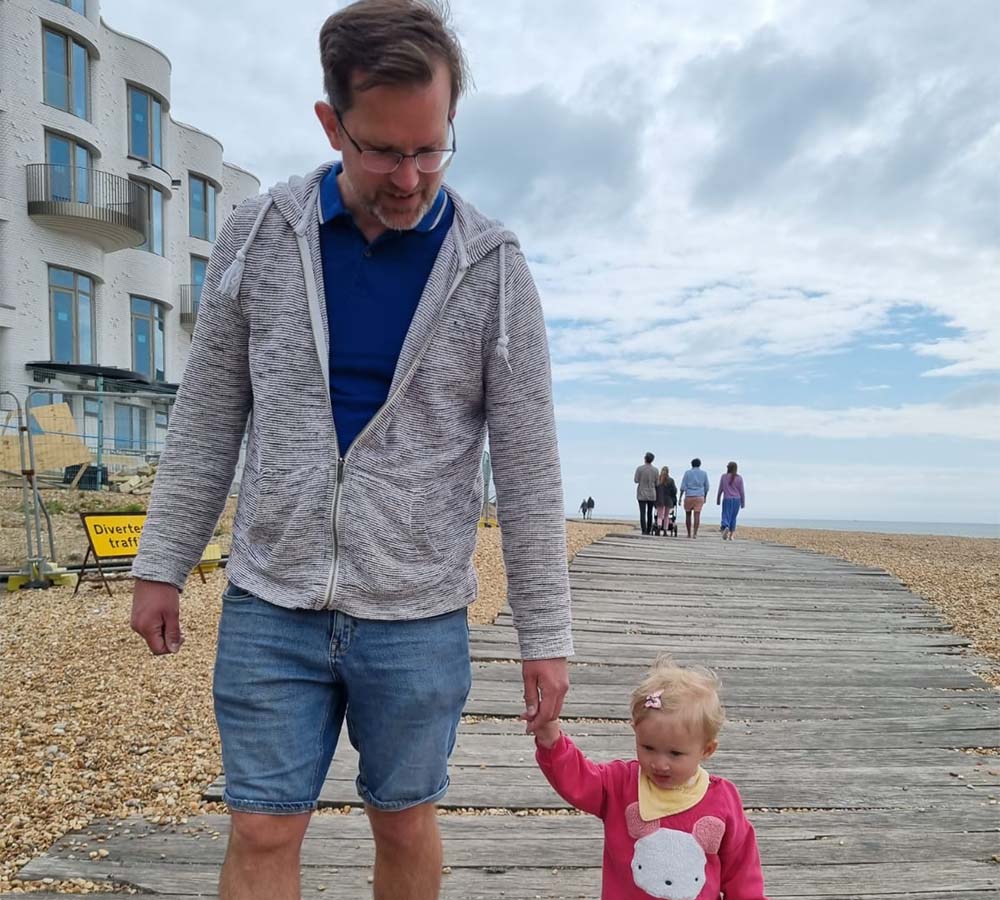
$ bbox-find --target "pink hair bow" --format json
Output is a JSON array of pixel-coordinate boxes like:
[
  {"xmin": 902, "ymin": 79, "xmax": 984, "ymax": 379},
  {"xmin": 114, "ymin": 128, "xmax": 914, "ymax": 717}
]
[{"xmin": 644, "ymin": 690, "xmax": 663, "ymax": 709}]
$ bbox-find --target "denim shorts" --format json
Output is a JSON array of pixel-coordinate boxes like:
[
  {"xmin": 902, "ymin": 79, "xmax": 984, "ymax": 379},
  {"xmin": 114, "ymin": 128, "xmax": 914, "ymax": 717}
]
[{"xmin": 213, "ymin": 582, "xmax": 472, "ymax": 815}]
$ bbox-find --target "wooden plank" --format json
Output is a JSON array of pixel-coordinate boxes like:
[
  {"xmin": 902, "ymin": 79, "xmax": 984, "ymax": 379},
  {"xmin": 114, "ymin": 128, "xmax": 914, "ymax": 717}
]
[{"xmin": 16, "ymin": 856, "xmax": 1000, "ymax": 898}]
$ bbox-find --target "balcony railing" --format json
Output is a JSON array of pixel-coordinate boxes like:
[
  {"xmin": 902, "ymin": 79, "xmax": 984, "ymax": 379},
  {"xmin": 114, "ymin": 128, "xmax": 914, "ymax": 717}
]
[
  {"xmin": 179, "ymin": 284, "xmax": 202, "ymax": 330},
  {"xmin": 26, "ymin": 164, "xmax": 146, "ymax": 252}
]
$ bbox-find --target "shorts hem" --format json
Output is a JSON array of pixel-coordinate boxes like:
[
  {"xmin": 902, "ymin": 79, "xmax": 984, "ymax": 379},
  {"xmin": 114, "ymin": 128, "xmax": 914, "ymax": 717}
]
[
  {"xmin": 223, "ymin": 790, "xmax": 318, "ymax": 815},
  {"xmin": 359, "ymin": 777, "xmax": 450, "ymax": 812}
]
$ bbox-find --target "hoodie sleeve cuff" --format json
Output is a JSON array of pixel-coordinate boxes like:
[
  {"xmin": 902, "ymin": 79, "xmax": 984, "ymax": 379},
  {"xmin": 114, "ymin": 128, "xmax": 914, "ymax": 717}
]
[{"xmin": 516, "ymin": 624, "xmax": 574, "ymax": 660}]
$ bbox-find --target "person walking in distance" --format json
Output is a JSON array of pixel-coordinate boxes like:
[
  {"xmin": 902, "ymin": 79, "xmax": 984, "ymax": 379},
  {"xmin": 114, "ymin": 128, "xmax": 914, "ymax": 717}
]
[
  {"xmin": 128, "ymin": 3, "xmax": 572, "ymax": 897},
  {"xmin": 654, "ymin": 466, "xmax": 677, "ymax": 537},
  {"xmin": 679, "ymin": 458, "xmax": 710, "ymax": 539},
  {"xmin": 634, "ymin": 452, "xmax": 658, "ymax": 535},
  {"xmin": 717, "ymin": 461, "xmax": 746, "ymax": 541}
]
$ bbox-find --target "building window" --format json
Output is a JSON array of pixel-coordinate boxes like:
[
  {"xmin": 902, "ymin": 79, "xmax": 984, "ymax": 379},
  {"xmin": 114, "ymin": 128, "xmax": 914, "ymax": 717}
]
[
  {"xmin": 49, "ymin": 266, "xmax": 93, "ymax": 364},
  {"xmin": 191, "ymin": 255, "xmax": 208, "ymax": 313},
  {"xmin": 45, "ymin": 132, "xmax": 91, "ymax": 203},
  {"xmin": 130, "ymin": 296, "xmax": 165, "ymax": 382},
  {"xmin": 153, "ymin": 404, "xmax": 169, "ymax": 452},
  {"xmin": 189, "ymin": 174, "xmax": 216, "ymax": 241},
  {"xmin": 114, "ymin": 403, "xmax": 147, "ymax": 451},
  {"xmin": 135, "ymin": 182, "xmax": 165, "ymax": 255},
  {"xmin": 83, "ymin": 397, "xmax": 100, "ymax": 449},
  {"xmin": 51, "ymin": 0, "xmax": 87, "ymax": 13},
  {"xmin": 128, "ymin": 86, "xmax": 163, "ymax": 167},
  {"xmin": 43, "ymin": 28, "xmax": 89, "ymax": 119}
]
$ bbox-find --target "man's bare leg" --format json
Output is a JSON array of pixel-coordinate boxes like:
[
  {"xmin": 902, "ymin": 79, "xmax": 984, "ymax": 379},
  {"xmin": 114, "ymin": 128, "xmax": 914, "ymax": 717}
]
[
  {"xmin": 220, "ymin": 811, "xmax": 312, "ymax": 900},
  {"xmin": 693, "ymin": 510, "xmax": 702, "ymax": 537},
  {"xmin": 685, "ymin": 510, "xmax": 693, "ymax": 537},
  {"xmin": 367, "ymin": 803, "xmax": 442, "ymax": 900}
]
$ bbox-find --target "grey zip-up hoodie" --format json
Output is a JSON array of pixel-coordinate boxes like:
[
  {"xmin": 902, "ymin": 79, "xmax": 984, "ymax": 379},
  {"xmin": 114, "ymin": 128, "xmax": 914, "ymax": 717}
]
[{"xmin": 132, "ymin": 162, "xmax": 573, "ymax": 659}]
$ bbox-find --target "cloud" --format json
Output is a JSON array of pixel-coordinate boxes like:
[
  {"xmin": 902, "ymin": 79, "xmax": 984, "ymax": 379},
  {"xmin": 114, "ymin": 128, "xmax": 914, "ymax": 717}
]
[
  {"xmin": 446, "ymin": 88, "xmax": 641, "ymax": 229},
  {"xmin": 673, "ymin": 28, "xmax": 880, "ymax": 209},
  {"xmin": 556, "ymin": 396, "xmax": 1000, "ymax": 442}
]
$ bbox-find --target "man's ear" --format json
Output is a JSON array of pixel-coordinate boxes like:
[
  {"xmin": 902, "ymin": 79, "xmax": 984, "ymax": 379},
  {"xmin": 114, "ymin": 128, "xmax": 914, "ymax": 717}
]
[{"xmin": 315, "ymin": 101, "xmax": 343, "ymax": 152}]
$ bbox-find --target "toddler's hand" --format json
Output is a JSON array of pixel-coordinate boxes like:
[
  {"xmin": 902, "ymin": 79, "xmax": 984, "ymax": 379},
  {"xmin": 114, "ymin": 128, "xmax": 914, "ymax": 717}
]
[{"xmin": 534, "ymin": 719, "xmax": 561, "ymax": 749}]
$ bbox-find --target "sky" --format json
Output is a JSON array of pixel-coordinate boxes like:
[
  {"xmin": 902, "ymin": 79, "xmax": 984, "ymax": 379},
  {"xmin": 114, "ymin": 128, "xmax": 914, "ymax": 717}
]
[{"xmin": 101, "ymin": 0, "xmax": 1000, "ymax": 523}]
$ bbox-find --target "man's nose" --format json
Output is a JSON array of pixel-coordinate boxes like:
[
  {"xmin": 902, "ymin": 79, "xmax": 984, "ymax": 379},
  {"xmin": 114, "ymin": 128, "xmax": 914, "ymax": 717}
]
[{"xmin": 390, "ymin": 157, "xmax": 420, "ymax": 192}]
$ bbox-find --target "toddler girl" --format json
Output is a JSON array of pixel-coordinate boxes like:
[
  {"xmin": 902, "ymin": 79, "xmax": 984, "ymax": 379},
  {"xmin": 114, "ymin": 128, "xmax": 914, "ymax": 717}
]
[{"xmin": 535, "ymin": 655, "xmax": 767, "ymax": 900}]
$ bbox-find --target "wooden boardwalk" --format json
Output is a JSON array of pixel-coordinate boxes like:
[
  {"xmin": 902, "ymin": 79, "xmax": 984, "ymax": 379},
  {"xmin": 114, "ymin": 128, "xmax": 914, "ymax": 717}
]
[{"xmin": 10, "ymin": 533, "xmax": 1000, "ymax": 898}]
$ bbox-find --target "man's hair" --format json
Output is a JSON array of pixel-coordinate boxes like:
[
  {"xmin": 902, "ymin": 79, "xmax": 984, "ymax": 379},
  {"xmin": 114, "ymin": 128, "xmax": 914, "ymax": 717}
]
[
  {"xmin": 691, "ymin": 458, "xmax": 701, "ymax": 468},
  {"xmin": 319, "ymin": 0, "xmax": 468, "ymax": 112},
  {"xmin": 644, "ymin": 452, "xmax": 654, "ymax": 464}
]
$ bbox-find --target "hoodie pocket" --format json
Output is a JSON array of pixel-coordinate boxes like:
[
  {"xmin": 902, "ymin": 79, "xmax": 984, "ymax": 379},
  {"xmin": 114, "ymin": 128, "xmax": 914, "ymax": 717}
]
[
  {"xmin": 411, "ymin": 473, "xmax": 483, "ymax": 562},
  {"xmin": 241, "ymin": 465, "xmax": 330, "ymax": 564}
]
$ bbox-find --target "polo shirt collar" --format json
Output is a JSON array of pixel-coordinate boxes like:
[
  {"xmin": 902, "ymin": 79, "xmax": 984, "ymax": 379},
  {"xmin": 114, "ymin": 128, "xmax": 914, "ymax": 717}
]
[{"xmin": 319, "ymin": 162, "xmax": 448, "ymax": 233}]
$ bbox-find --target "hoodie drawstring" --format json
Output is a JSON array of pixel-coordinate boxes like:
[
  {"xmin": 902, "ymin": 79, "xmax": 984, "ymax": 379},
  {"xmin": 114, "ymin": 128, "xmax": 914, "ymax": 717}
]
[
  {"xmin": 496, "ymin": 244, "xmax": 513, "ymax": 374},
  {"xmin": 219, "ymin": 174, "xmax": 323, "ymax": 302},
  {"xmin": 218, "ymin": 195, "xmax": 274, "ymax": 301}
]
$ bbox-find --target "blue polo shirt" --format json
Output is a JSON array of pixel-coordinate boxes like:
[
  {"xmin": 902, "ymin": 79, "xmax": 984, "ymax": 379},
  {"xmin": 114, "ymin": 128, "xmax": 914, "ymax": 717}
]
[{"xmin": 318, "ymin": 163, "xmax": 453, "ymax": 453}]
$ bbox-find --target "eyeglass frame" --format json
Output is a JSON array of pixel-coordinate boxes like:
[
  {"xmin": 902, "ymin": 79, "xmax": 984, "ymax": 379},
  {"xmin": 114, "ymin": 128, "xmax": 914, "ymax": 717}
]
[{"xmin": 335, "ymin": 110, "xmax": 457, "ymax": 174}]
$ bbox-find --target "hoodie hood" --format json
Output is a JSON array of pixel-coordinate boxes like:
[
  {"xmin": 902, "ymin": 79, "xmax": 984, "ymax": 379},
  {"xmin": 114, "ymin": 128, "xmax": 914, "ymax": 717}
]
[{"xmin": 220, "ymin": 161, "xmax": 522, "ymax": 371}]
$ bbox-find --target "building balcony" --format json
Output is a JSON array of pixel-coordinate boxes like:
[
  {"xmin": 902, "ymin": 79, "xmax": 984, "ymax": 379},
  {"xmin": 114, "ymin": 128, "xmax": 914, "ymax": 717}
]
[
  {"xmin": 26, "ymin": 164, "xmax": 146, "ymax": 252},
  {"xmin": 179, "ymin": 284, "xmax": 202, "ymax": 330}
]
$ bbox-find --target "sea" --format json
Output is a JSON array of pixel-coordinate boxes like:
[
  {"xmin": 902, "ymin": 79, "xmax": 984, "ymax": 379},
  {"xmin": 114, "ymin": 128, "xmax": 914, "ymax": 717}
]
[{"xmin": 593, "ymin": 517, "xmax": 1000, "ymax": 539}]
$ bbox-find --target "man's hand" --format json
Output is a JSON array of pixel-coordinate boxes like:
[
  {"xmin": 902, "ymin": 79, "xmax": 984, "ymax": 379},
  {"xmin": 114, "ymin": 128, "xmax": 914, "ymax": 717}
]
[
  {"xmin": 521, "ymin": 657, "xmax": 569, "ymax": 735},
  {"xmin": 131, "ymin": 579, "xmax": 184, "ymax": 655}
]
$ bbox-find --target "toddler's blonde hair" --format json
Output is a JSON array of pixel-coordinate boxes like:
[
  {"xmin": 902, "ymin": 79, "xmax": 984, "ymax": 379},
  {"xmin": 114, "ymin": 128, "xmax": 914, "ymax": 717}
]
[{"xmin": 630, "ymin": 653, "xmax": 726, "ymax": 741}]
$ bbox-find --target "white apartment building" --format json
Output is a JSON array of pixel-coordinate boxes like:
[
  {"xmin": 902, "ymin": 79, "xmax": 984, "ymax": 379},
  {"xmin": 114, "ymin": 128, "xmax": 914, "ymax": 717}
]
[{"xmin": 0, "ymin": 0, "xmax": 259, "ymax": 466}]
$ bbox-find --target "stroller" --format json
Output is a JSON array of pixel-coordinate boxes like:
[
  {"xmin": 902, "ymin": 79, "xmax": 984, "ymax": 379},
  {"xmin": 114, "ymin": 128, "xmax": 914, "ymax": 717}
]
[{"xmin": 666, "ymin": 504, "xmax": 678, "ymax": 537}]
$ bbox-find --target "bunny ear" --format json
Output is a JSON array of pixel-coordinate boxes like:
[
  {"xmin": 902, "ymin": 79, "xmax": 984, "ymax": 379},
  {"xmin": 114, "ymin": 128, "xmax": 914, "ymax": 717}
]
[
  {"xmin": 692, "ymin": 816, "xmax": 726, "ymax": 854},
  {"xmin": 625, "ymin": 803, "xmax": 660, "ymax": 839}
]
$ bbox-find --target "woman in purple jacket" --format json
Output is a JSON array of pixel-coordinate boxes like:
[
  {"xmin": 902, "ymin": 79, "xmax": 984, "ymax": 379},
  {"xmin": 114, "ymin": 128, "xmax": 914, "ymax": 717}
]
[{"xmin": 716, "ymin": 461, "xmax": 746, "ymax": 541}]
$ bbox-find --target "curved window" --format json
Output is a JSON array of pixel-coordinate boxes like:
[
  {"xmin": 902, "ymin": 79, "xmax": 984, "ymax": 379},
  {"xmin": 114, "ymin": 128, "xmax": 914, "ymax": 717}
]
[
  {"xmin": 49, "ymin": 266, "xmax": 94, "ymax": 364},
  {"xmin": 43, "ymin": 28, "xmax": 89, "ymax": 119},
  {"xmin": 45, "ymin": 132, "xmax": 92, "ymax": 203},
  {"xmin": 134, "ymin": 181, "xmax": 165, "ymax": 255},
  {"xmin": 51, "ymin": 0, "xmax": 87, "ymax": 14},
  {"xmin": 128, "ymin": 86, "xmax": 163, "ymax": 167},
  {"xmin": 131, "ymin": 296, "xmax": 166, "ymax": 381},
  {"xmin": 189, "ymin": 174, "xmax": 216, "ymax": 241}
]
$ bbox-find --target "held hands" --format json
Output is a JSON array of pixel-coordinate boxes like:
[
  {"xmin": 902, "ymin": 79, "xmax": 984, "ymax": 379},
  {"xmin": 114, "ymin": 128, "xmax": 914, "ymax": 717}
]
[
  {"xmin": 131, "ymin": 579, "xmax": 184, "ymax": 655},
  {"xmin": 521, "ymin": 657, "xmax": 569, "ymax": 739},
  {"xmin": 534, "ymin": 718, "xmax": 562, "ymax": 748}
]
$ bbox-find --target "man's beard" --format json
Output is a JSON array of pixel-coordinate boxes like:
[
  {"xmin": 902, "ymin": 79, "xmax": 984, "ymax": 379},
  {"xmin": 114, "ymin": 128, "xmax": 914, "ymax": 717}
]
[{"xmin": 342, "ymin": 170, "xmax": 435, "ymax": 232}]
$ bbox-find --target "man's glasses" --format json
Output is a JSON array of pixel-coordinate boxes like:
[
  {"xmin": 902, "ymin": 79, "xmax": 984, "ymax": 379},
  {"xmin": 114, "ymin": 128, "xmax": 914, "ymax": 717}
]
[{"xmin": 336, "ymin": 110, "xmax": 456, "ymax": 175}]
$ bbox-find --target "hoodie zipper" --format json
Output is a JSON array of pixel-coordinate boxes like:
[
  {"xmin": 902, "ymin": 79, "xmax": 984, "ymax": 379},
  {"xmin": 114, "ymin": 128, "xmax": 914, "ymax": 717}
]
[{"xmin": 321, "ymin": 261, "xmax": 471, "ymax": 608}]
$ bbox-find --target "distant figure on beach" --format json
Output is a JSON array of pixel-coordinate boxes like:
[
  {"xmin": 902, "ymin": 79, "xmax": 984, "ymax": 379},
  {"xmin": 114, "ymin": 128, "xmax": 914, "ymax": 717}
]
[
  {"xmin": 128, "ymin": 3, "xmax": 572, "ymax": 895},
  {"xmin": 580, "ymin": 498, "xmax": 589, "ymax": 519},
  {"xmin": 634, "ymin": 452, "xmax": 658, "ymax": 535},
  {"xmin": 587, "ymin": 496, "xmax": 595, "ymax": 520},
  {"xmin": 533, "ymin": 654, "xmax": 768, "ymax": 898},
  {"xmin": 679, "ymin": 458, "xmax": 710, "ymax": 538},
  {"xmin": 654, "ymin": 466, "xmax": 677, "ymax": 536},
  {"xmin": 717, "ymin": 461, "xmax": 746, "ymax": 541}
]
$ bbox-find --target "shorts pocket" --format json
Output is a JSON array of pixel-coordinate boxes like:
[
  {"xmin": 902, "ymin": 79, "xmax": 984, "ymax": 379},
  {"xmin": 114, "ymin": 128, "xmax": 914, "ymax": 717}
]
[{"xmin": 222, "ymin": 581, "xmax": 254, "ymax": 602}]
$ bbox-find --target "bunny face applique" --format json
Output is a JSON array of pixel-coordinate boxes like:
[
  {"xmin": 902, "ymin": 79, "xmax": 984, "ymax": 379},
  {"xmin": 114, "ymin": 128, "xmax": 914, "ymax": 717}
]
[{"xmin": 626, "ymin": 804, "xmax": 726, "ymax": 900}]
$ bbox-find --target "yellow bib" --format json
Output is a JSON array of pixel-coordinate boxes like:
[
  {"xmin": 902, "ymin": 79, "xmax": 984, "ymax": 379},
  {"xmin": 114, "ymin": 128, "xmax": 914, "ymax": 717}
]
[{"xmin": 638, "ymin": 766, "xmax": 710, "ymax": 821}]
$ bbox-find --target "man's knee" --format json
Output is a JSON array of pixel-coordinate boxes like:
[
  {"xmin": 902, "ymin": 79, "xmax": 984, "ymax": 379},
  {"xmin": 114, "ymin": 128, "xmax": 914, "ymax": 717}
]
[
  {"xmin": 367, "ymin": 803, "xmax": 438, "ymax": 852},
  {"xmin": 229, "ymin": 811, "xmax": 311, "ymax": 856}
]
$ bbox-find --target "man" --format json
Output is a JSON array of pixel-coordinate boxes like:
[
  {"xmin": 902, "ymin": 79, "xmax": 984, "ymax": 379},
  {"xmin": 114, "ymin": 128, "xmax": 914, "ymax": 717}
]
[
  {"xmin": 586, "ymin": 495, "xmax": 595, "ymax": 519},
  {"xmin": 129, "ymin": 3, "xmax": 572, "ymax": 898},
  {"xmin": 679, "ymin": 457, "xmax": 711, "ymax": 539},
  {"xmin": 633, "ymin": 452, "xmax": 658, "ymax": 535}
]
